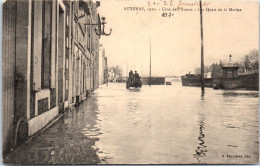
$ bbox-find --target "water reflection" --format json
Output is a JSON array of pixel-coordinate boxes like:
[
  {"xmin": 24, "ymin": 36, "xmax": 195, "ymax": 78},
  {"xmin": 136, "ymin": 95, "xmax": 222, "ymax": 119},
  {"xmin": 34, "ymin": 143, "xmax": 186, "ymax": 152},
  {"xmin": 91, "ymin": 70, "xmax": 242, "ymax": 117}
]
[
  {"xmin": 222, "ymin": 91, "xmax": 259, "ymax": 97},
  {"xmin": 193, "ymin": 113, "xmax": 207, "ymax": 164},
  {"xmin": 4, "ymin": 98, "xmax": 102, "ymax": 164},
  {"xmin": 3, "ymin": 83, "xmax": 259, "ymax": 164},
  {"xmin": 201, "ymin": 91, "xmax": 205, "ymax": 100}
]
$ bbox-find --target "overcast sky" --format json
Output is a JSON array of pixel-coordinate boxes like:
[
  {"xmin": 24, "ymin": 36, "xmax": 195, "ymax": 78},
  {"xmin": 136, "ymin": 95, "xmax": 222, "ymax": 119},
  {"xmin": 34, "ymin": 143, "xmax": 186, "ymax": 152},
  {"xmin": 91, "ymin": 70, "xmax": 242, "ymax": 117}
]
[{"xmin": 98, "ymin": 0, "xmax": 258, "ymax": 76}]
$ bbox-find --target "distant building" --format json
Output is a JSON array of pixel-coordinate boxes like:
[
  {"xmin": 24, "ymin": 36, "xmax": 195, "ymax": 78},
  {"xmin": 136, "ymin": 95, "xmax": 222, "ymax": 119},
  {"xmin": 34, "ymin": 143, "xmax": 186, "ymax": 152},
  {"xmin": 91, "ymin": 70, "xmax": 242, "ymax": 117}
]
[
  {"xmin": 99, "ymin": 49, "xmax": 108, "ymax": 84},
  {"xmin": 108, "ymin": 69, "xmax": 116, "ymax": 81},
  {"xmin": 212, "ymin": 55, "xmax": 258, "ymax": 90}
]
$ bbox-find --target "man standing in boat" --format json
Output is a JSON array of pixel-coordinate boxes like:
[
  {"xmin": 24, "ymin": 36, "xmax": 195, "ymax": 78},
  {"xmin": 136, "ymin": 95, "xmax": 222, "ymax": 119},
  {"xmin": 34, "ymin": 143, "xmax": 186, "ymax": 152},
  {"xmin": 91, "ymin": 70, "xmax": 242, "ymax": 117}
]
[
  {"xmin": 129, "ymin": 70, "xmax": 134, "ymax": 85},
  {"xmin": 134, "ymin": 71, "xmax": 140, "ymax": 85}
]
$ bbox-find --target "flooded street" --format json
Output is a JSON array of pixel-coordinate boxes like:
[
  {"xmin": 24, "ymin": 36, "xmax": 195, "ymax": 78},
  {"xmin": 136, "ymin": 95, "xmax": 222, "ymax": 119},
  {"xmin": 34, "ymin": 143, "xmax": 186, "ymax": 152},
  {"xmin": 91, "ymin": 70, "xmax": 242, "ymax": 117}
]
[{"xmin": 4, "ymin": 82, "xmax": 259, "ymax": 164}]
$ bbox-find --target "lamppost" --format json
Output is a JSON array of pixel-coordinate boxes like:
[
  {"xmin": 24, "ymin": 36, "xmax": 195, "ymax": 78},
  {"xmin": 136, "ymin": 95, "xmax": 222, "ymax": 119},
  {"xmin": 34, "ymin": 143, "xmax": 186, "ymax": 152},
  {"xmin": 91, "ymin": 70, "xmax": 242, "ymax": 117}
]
[
  {"xmin": 94, "ymin": 17, "xmax": 112, "ymax": 37},
  {"xmin": 81, "ymin": 15, "xmax": 112, "ymax": 38}
]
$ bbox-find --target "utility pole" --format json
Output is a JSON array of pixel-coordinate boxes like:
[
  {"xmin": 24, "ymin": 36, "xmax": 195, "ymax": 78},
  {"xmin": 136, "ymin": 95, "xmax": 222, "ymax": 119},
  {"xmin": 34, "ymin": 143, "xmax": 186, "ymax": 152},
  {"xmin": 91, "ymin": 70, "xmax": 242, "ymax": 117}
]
[
  {"xmin": 149, "ymin": 38, "xmax": 151, "ymax": 86},
  {"xmin": 126, "ymin": 55, "xmax": 128, "ymax": 79},
  {"xmin": 200, "ymin": 0, "xmax": 205, "ymax": 92}
]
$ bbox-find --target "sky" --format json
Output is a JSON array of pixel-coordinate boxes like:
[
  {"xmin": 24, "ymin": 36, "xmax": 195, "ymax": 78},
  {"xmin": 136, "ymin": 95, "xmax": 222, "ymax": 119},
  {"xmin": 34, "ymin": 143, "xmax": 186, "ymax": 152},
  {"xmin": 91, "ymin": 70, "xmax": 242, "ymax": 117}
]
[{"xmin": 97, "ymin": 0, "xmax": 259, "ymax": 76}]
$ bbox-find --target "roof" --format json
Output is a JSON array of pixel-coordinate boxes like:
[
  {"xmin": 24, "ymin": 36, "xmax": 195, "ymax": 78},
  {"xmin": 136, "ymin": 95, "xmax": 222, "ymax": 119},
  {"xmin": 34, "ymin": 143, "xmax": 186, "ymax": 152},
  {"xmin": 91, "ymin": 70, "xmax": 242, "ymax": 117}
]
[
  {"xmin": 222, "ymin": 62, "xmax": 239, "ymax": 69},
  {"xmin": 222, "ymin": 55, "xmax": 239, "ymax": 69}
]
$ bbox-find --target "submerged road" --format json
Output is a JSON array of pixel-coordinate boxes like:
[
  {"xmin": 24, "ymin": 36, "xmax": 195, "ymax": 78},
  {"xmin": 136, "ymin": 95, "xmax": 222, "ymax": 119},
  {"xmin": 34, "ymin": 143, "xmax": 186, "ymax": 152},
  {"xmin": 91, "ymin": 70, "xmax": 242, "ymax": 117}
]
[{"xmin": 4, "ymin": 82, "xmax": 259, "ymax": 164}]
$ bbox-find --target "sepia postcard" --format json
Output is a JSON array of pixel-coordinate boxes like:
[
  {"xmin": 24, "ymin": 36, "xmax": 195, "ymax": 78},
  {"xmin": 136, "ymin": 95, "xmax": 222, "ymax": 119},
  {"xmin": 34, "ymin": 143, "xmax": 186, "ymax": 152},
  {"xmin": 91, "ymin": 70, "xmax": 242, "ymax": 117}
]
[{"xmin": 2, "ymin": 0, "xmax": 259, "ymax": 164}]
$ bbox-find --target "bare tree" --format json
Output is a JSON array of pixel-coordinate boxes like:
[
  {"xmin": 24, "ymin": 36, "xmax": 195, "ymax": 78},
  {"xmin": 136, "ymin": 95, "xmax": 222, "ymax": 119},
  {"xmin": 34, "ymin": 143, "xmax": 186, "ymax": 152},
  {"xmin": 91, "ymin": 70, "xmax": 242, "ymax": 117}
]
[
  {"xmin": 248, "ymin": 49, "xmax": 259, "ymax": 70},
  {"xmin": 243, "ymin": 49, "xmax": 259, "ymax": 71}
]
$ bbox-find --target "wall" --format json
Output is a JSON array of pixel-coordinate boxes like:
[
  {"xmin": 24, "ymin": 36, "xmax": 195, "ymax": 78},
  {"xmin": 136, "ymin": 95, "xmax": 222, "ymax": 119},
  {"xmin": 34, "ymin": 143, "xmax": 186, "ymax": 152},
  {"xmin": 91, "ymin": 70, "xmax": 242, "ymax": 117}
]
[
  {"xmin": 213, "ymin": 73, "xmax": 258, "ymax": 90},
  {"xmin": 181, "ymin": 77, "xmax": 213, "ymax": 87},
  {"xmin": 2, "ymin": 0, "xmax": 102, "ymax": 153},
  {"xmin": 141, "ymin": 77, "xmax": 166, "ymax": 85},
  {"xmin": 238, "ymin": 73, "xmax": 259, "ymax": 90},
  {"xmin": 2, "ymin": 0, "xmax": 16, "ymax": 153},
  {"xmin": 222, "ymin": 78, "xmax": 240, "ymax": 89}
]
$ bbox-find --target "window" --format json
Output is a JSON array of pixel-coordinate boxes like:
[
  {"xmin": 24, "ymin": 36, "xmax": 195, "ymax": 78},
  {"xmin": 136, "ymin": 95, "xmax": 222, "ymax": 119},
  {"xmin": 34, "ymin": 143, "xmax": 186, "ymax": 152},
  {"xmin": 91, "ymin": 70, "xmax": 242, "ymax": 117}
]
[
  {"xmin": 66, "ymin": 14, "xmax": 69, "ymax": 26},
  {"xmin": 66, "ymin": 37, "xmax": 69, "ymax": 48},
  {"xmin": 66, "ymin": 58, "xmax": 69, "ymax": 69}
]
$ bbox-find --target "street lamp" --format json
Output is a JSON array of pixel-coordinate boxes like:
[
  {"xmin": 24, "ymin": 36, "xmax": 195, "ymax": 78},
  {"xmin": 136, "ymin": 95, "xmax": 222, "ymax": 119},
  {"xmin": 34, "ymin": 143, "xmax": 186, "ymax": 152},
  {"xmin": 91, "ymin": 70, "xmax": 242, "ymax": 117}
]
[
  {"xmin": 80, "ymin": 15, "xmax": 112, "ymax": 38},
  {"xmin": 94, "ymin": 17, "xmax": 112, "ymax": 37}
]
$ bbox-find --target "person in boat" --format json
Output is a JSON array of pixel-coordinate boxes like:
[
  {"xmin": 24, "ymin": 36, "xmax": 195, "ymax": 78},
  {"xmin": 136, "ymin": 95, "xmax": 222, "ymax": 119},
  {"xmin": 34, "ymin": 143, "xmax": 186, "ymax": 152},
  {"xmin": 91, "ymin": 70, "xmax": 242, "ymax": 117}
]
[
  {"xmin": 129, "ymin": 70, "xmax": 134, "ymax": 85},
  {"xmin": 134, "ymin": 71, "xmax": 140, "ymax": 84}
]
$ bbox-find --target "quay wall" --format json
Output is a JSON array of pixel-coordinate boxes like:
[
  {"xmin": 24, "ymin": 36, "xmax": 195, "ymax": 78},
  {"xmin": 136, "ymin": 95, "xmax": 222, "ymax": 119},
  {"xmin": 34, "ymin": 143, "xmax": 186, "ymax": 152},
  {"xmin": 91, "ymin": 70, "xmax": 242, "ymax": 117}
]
[
  {"xmin": 181, "ymin": 77, "xmax": 213, "ymax": 87},
  {"xmin": 141, "ymin": 77, "xmax": 165, "ymax": 85},
  {"xmin": 213, "ymin": 73, "xmax": 258, "ymax": 90},
  {"xmin": 238, "ymin": 73, "xmax": 259, "ymax": 90}
]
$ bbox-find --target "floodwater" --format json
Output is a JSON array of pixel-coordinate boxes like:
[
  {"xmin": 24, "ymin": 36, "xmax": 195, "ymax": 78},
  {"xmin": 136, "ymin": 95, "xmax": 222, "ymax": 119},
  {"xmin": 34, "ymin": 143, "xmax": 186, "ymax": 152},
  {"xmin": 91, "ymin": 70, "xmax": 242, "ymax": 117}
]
[{"xmin": 4, "ymin": 82, "xmax": 259, "ymax": 164}]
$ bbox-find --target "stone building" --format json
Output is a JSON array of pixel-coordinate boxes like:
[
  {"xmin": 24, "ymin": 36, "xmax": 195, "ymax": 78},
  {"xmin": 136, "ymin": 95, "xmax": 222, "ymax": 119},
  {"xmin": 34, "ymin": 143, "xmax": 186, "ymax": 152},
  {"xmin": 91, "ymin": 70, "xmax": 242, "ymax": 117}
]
[
  {"xmin": 108, "ymin": 69, "xmax": 116, "ymax": 82},
  {"xmin": 212, "ymin": 55, "xmax": 258, "ymax": 90},
  {"xmin": 221, "ymin": 55, "xmax": 240, "ymax": 89},
  {"xmin": 2, "ymin": 0, "xmax": 102, "ymax": 153}
]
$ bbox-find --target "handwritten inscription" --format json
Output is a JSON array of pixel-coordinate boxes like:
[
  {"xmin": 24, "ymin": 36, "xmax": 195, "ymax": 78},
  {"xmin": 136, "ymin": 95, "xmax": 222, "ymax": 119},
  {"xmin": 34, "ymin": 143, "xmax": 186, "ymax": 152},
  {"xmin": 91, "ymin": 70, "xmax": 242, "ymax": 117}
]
[{"xmin": 148, "ymin": 0, "xmax": 211, "ymax": 8}]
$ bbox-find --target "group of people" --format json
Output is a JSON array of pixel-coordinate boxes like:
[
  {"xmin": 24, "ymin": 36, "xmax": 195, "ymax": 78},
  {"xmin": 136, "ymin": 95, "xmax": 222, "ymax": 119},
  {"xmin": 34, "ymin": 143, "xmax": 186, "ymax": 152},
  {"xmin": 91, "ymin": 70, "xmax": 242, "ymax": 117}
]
[{"xmin": 128, "ymin": 70, "xmax": 140, "ymax": 85}]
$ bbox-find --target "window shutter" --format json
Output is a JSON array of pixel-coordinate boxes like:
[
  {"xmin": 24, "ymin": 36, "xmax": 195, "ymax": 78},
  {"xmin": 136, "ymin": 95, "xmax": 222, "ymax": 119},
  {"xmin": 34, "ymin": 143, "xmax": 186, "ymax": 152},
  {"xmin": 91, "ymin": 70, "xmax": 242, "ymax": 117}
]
[
  {"xmin": 50, "ymin": 1, "xmax": 56, "ymax": 88},
  {"xmin": 43, "ymin": 1, "xmax": 52, "ymax": 89},
  {"xmin": 32, "ymin": 1, "xmax": 42, "ymax": 91}
]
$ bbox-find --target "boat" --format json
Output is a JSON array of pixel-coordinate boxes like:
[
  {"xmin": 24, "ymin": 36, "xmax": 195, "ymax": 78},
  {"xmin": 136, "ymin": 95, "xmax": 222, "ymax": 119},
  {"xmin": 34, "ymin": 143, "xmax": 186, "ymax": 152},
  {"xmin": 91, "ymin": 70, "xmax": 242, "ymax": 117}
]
[
  {"xmin": 181, "ymin": 73, "xmax": 213, "ymax": 87},
  {"xmin": 126, "ymin": 77, "xmax": 142, "ymax": 89},
  {"xmin": 166, "ymin": 81, "xmax": 172, "ymax": 85}
]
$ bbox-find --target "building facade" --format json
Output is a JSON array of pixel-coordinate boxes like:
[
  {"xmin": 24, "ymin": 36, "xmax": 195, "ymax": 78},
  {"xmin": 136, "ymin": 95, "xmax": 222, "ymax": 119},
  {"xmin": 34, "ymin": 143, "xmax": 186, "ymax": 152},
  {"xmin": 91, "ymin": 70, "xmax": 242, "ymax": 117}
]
[{"xmin": 2, "ymin": 0, "xmax": 102, "ymax": 153}]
